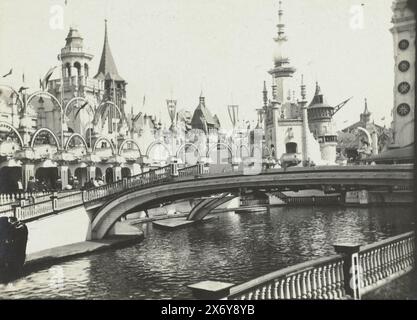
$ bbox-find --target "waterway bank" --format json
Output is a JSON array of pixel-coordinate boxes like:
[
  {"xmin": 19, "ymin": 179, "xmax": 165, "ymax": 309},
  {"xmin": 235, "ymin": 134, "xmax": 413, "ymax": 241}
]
[{"xmin": 23, "ymin": 233, "xmax": 144, "ymax": 273}]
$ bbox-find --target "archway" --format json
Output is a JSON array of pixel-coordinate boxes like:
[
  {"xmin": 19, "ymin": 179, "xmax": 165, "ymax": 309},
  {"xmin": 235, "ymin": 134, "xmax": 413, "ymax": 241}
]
[
  {"xmin": 206, "ymin": 143, "xmax": 233, "ymax": 174},
  {"xmin": 65, "ymin": 133, "xmax": 88, "ymax": 158},
  {"xmin": 176, "ymin": 143, "xmax": 201, "ymax": 165},
  {"xmin": 0, "ymin": 165, "xmax": 22, "ymax": 194},
  {"xmin": 0, "ymin": 121, "xmax": 24, "ymax": 149},
  {"xmin": 95, "ymin": 167, "xmax": 103, "ymax": 182},
  {"xmin": 146, "ymin": 142, "xmax": 171, "ymax": 164},
  {"xmin": 75, "ymin": 166, "xmax": 88, "ymax": 188},
  {"xmin": 118, "ymin": 139, "xmax": 142, "ymax": 160},
  {"xmin": 206, "ymin": 143, "xmax": 233, "ymax": 164},
  {"xmin": 105, "ymin": 167, "xmax": 113, "ymax": 184},
  {"xmin": 285, "ymin": 142, "xmax": 298, "ymax": 154},
  {"xmin": 35, "ymin": 164, "xmax": 58, "ymax": 191},
  {"xmin": 121, "ymin": 167, "xmax": 131, "ymax": 179}
]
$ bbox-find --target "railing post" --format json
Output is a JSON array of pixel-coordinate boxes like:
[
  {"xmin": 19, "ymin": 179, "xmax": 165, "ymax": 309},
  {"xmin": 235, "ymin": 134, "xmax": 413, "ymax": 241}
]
[
  {"xmin": 187, "ymin": 281, "xmax": 235, "ymax": 300},
  {"xmin": 333, "ymin": 243, "xmax": 363, "ymax": 300},
  {"xmin": 170, "ymin": 158, "xmax": 178, "ymax": 177},
  {"xmin": 51, "ymin": 191, "xmax": 58, "ymax": 212}
]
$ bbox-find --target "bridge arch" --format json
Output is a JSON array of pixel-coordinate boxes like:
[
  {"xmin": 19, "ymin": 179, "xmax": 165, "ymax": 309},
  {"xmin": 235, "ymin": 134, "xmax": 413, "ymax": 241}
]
[
  {"xmin": 30, "ymin": 127, "xmax": 61, "ymax": 149},
  {"xmin": 0, "ymin": 121, "xmax": 24, "ymax": 147},
  {"xmin": 92, "ymin": 136, "xmax": 116, "ymax": 155}
]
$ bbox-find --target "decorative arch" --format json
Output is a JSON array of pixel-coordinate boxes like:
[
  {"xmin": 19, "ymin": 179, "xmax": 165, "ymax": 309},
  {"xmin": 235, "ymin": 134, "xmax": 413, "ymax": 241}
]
[
  {"xmin": 74, "ymin": 61, "xmax": 82, "ymax": 77},
  {"xmin": 118, "ymin": 139, "xmax": 142, "ymax": 156},
  {"xmin": 30, "ymin": 127, "xmax": 61, "ymax": 149},
  {"xmin": 146, "ymin": 141, "xmax": 172, "ymax": 157},
  {"xmin": 0, "ymin": 121, "xmax": 24, "ymax": 147},
  {"xmin": 64, "ymin": 133, "xmax": 89, "ymax": 151},
  {"xmin": 64, "ymin": 97, "xmax": 94, "ymax": 117},
  {"xmin": 357, "ymin": 127, "xmax": 372, "ymax": 143},
  {"xmin": 176, "ymin": 143, "xmax": 202, "ymax": 158},
  {"xmin": 93, "ymin": 101, "xmax": 123, "ymax": 125},
  {"xmin": 27, "ymin": 91, "xmax": 63, "ymax": 114},
  {"xmin": 92, "ymin": 136, "xmax": 115, "ymax": 155},
  {"xmin": 206, "ymin": 142, "xmax": 233, "ymax": 158}
]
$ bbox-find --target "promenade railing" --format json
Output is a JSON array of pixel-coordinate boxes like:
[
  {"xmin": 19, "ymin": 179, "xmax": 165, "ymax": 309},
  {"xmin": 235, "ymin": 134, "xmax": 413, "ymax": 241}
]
[
  {"xmin": 8, "ymin": 164, "xmax": 197, "ymax": 222},
  {"xmin": 194, "ymin": 231, "xmax": 415, "ymax": 300}
]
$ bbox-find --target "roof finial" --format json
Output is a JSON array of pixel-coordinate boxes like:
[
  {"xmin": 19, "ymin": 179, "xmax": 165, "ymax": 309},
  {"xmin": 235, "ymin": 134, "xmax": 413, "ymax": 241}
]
[
  {"xmin": 263, "ymin": 81, "xmax": 268, "ymax": 107},
  {"xmin": 276, "ymin": 0, "xmax": 286, "ymax": 40},
  {"xmin": 364, "ymin": 98, "xmax": 370, "ymax": 114}
]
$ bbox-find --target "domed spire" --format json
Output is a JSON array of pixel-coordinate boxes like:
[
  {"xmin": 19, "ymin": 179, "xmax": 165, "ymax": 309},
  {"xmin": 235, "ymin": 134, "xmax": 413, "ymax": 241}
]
[{"xmin": 65, "ymin": 27, "xmax": 84, "ymax": 48}]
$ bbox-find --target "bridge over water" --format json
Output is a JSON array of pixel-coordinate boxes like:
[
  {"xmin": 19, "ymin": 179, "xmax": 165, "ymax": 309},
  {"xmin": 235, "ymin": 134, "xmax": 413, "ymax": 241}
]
[{"xmin": 0, "ymin": 163, "xmax": 413, "ymax": 243}]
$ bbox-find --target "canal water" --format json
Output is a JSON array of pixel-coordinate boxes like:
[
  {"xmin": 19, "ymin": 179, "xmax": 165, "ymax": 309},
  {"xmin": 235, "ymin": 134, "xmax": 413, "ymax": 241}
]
[{"xmin": 0, "ymin": 206, "xmax": 414, "ymax": 299}]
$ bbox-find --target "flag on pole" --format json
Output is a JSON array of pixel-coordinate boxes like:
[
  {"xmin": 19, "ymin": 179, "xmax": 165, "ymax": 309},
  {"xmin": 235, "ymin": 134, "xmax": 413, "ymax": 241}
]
[
  {"xmin": 22, "ymin": 73, "xmax": 25, "ymax": 83},
  {"xmin": 2, "ymin": 68, "xmax": 12, "ymax": 78},
  {"xmin": 142, "ymin": 95, "xmax": 146, "ymax": 107}
]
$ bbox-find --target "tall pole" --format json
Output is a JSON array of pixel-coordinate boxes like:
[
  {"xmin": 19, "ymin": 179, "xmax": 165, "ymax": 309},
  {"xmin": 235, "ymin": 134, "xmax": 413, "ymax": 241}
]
[{"xmin": 59, "ymin": 54, "xmax": 64, "ymax": 150}]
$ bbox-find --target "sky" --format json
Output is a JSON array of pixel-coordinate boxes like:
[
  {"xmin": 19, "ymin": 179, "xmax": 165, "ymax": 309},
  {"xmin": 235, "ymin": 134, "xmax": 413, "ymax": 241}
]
[{"xmin": 0, "ymin": 0, "xmax": 394, "ymax": 130}]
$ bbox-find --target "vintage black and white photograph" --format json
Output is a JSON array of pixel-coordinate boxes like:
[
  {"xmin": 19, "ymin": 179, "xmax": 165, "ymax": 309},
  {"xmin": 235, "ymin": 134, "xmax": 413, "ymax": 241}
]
[{"xmin": 0, "ymin": 0, "xmax": 415, "ymax": 302}]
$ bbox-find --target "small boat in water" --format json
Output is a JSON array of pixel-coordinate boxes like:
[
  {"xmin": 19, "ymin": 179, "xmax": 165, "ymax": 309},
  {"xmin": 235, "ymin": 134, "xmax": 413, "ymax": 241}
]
[{"xmin": 0, "ymin": 216, "xmax": 28, "ymax": 281}]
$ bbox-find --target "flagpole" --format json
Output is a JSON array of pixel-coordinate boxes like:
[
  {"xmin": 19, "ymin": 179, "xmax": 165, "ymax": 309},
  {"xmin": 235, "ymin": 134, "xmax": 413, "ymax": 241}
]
[{"xmin": 59, "ymin": 54, "xmax": 64, "ymax": 149}]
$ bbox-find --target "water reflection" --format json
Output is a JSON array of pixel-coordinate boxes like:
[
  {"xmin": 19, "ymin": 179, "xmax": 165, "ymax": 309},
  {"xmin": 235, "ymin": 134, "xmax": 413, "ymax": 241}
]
[{"xmin": 0, "ymin": 205, "xmax": 413, "ymax": 299}]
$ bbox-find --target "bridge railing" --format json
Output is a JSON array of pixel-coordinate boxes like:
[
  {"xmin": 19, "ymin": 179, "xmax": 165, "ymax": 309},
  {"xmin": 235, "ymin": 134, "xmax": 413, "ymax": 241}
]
[
  {"xmin": 17, "ymin": 199, "xmax": 54, "ymax": 221},
  {"xmin": 178, "ymin": 164, "xmax": 200, "ymax": 178},
  {"xmin": 214, "ymin": 231, "xmax": 415, "ymax": 300},
  {"xmin": 227, "ymin": 254, "xmax": 345, "ymax": 300}
]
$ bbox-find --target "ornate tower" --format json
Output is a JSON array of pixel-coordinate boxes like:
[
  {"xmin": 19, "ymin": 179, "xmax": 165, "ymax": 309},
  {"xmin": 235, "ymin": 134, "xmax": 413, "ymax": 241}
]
[
  {"xmin": 390, "ymin": 0, "xmax": 415, "ymax": 148},
  {"xmin": 268, "ymin": 1, "xmax": 296, "ymax": 105},
  {"xmin": 58, "ymin": 27, "xmax": 94, "ymax": 97},
  {"xmin": 94, "ymin": 20, "xmax": 127, "ymax": 134},
  {"xmin": 307, "ymin": 82, "xmax": 337, "ymax": 164}
]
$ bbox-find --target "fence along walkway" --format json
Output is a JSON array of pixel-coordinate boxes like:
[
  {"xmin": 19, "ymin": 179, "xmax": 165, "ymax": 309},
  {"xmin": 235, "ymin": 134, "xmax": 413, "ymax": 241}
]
[
  {"xmin": 0, "ymin": 164, "xmax": 202, "ymax": 222},
  {"xmin": 222, "ymin": 231, "xmax": 415, "ymax": 300}
]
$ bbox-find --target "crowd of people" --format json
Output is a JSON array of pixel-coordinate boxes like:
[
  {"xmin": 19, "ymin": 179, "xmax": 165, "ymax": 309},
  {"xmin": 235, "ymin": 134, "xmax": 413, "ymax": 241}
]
[{"xmin": 17, "ymin": 176, "xmax": 106, "ymax": 193}]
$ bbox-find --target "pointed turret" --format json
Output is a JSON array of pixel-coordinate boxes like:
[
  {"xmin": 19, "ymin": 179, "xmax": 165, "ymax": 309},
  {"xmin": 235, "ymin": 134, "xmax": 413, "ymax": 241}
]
[
  {"xmin": 94, "ymin": 20, "xmax": 124, "ymax": 81},
  {"xmin": 360, "ymin": 98, "xmax": 371, "ymax": 124}
]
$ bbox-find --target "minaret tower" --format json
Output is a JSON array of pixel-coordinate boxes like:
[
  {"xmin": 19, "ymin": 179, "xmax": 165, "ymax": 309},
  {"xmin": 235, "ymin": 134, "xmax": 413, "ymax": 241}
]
[{"xmin": 268, "ymin": 0, "xmax": 296, "ymax": 104}]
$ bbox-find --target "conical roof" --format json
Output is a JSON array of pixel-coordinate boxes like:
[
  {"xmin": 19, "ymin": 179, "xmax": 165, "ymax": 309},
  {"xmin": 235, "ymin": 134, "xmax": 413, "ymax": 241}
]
[
  {"xmin": 94, "ymin": 20, "xmax": 124, "ymax": 82},
  {"xmin": 308, "ymin": 82, "xmax": 332, "ymax": 109}
]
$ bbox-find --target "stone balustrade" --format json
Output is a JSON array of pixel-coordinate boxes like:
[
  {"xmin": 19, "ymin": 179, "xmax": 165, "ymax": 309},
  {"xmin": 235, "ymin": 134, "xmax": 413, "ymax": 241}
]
[
  {"xmin": 359, "ymin": 231, "xmax": 415, "ymax": 295},
  {"xmin": 190, "ymin": 231, "xmax": 415, "ymax": 300}
]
